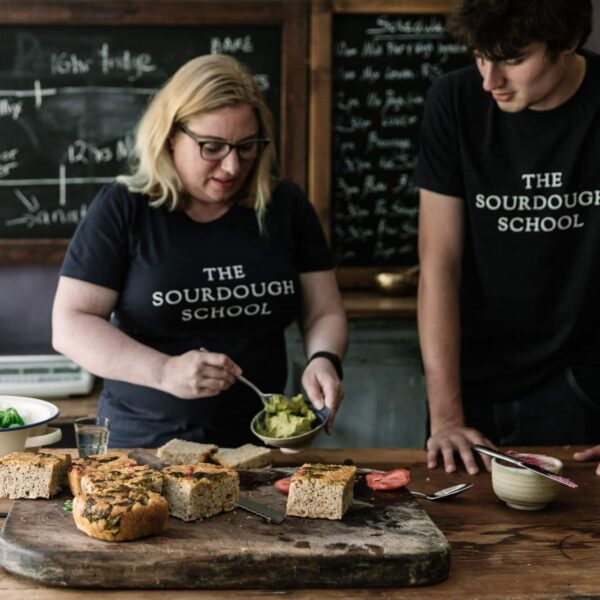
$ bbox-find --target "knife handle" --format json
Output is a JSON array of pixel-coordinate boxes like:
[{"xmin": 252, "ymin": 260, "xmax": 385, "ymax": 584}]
[{"xmin": 471, "ymin": 444, "xmax": 523, "ymax": 467}]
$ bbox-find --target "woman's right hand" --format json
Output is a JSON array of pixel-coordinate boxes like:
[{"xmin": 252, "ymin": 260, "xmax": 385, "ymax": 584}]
[{"xmin": 160, "ymin": 350, "xmax": 242, "ymax": 399}]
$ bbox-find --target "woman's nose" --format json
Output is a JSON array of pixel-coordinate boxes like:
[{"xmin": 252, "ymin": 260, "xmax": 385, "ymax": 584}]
[{"xmin": 219, "ymin": 148, "xmax": 241, "ymax": 174}]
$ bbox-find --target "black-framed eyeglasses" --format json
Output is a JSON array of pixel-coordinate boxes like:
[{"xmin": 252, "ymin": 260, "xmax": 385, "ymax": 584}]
[{"xmin": 178, "ymin": 123, "xmax": 270, "ymax": 161}]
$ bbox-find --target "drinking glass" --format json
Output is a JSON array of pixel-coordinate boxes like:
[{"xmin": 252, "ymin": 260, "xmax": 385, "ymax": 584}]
[{"xmin": 74, "ymin": 417, "xmax": 110, "ymax": 458}]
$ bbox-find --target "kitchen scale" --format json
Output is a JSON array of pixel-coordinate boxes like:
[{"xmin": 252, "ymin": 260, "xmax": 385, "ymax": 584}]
[{"xmin": 0, "ymin": 354, "xmax": 95, "ymax": 397}]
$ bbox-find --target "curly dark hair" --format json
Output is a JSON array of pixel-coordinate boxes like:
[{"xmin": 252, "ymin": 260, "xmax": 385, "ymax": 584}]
[{"xmin": 447, "ymin": 0, "xmax": 593, "ymax": 61}]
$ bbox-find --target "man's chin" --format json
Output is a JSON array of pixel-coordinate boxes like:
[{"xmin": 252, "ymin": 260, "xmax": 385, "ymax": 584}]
[{"xmin": 495, "ymin": 99, "xmax": 526, "ymax": 113}]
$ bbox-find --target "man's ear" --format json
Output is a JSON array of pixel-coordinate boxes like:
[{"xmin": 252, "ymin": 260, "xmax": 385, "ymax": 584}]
[{"xmin": 565, "ymin": 36, "xmax": 581, "ymax": 54}]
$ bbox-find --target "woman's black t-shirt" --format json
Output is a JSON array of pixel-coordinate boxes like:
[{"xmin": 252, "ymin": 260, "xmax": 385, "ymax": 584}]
[{"xmin": 61, "ymin": 180, "xmax": 333, "ymax": 447}]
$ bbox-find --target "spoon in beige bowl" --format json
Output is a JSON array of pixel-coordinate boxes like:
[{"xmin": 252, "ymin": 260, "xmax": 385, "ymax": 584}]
[
  {"xmin": 236, "ymin": 374, "xmax": 272, "ymax": 408},
  {"xmin": 198, "ymin": 347, "xmax": 272, "ymax": 408}
]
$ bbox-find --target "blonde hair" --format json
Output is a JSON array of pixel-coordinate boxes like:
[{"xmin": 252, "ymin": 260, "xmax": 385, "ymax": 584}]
[{"xmin": 117, "ymin": 54, "xmax": 277, "ymax": 228}]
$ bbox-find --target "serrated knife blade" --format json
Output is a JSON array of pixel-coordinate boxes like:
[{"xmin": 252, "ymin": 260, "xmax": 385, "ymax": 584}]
[{"xmin": 237, "ymin": 496, "xmax": 285, "ymax": 524}]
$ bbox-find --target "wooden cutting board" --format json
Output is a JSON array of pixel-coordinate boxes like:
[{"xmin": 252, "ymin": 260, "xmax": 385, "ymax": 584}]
[{"xmin": 0, "ymin": 464, "xmax": 450, "ymax": 589}]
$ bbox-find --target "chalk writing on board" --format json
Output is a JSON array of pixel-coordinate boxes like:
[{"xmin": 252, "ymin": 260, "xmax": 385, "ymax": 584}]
[
  {"xmin": 0, "ymin": 26, "xmax": 280, "ymax": 238},
  {"xmin": 331, "ymin": 14, "xmax": 468, "ymax": 266}
]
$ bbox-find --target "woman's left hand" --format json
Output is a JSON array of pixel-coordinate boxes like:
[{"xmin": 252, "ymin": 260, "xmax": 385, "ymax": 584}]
[{"xmin": 301, "ymin": 357, "xmax": 344, "ymax": 433}]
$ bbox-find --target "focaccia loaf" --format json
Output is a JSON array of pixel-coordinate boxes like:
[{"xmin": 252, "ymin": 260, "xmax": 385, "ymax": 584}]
[
  {"xmin": 73, "ymin": 485, "xmax": 169, "ymax": 542},
  {"xmin": 286, "ymin": 463, "xmax": 356, "ymax": 520},
  {"xmin": 162, "ymin": 463, "xmax": 239, "ymax": 521},
  {"xmin": 68, "ymin": 452, "xmax": 136, "ymax": 496},
  {"xmin": 80, "ymin": 464, "xmax": 163, "ymax": 495}
]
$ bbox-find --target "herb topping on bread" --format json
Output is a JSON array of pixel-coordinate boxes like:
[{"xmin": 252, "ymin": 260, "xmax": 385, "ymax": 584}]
[
  {"xmin": 68, "ymin": 452, "xmax": 136, "ymax": 496},
  {"xmin": 81, "ymin": 464, "xmax": 163, "ymax": 495},
  {"xmin": 73, "ymin": 485, "xmax": 169, "ymax": 542}
]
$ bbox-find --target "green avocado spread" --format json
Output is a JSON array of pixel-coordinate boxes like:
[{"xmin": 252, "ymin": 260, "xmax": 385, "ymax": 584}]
[{"xmin": 256, "ymin": 394, "xmax": 316, "ymax": 438}]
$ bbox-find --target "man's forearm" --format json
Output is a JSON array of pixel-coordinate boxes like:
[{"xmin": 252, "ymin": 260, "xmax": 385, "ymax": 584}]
[{"xmin": 417, "ymin": 268, "xmax": 464, "ymax": 432}]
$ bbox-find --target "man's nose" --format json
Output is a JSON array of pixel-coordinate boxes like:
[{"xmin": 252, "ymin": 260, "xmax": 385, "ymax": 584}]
[{"xmin": 480, "ymin": 60, "xmax": 505, "ymax": 91}]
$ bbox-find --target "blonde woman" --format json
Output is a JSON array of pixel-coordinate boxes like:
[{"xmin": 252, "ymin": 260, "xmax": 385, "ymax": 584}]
[{"xmin": 52, "ymin": 55, "xmax": 347, "ymax": 448}]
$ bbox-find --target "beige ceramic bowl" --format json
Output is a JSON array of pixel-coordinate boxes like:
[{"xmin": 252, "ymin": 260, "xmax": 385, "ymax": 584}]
[
  {"xmin": 250, "ymin": 409, "xmax": 326, "ymax": 454},
  {"xmin": 492, "ymin": 453, "xmax": 563, "ymax": 510},
  {"xmin": 0, "ymin": 395, "xmax": 62, "ymax": 457}
]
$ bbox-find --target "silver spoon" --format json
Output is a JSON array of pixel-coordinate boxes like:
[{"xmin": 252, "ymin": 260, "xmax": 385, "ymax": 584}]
[
  {"xmin": 198, "ymin": 347, "xmax": 272, "ymax": 408},
  {"xmin": 236, "ymin": 374, "xmax": 272, "ymax": 408},
  {"xmin": 410, "ymin": 482, "xmax": 473, "ymax": 501},
  {"xmin": 198, "ymin": 348, "xmax": 329, "ymax": 422}
]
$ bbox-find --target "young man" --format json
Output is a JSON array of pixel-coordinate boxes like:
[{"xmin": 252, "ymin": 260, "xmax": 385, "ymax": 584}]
[{"xmin": 414, "ymin": 0, "xmax": 600, "ymax": 475}]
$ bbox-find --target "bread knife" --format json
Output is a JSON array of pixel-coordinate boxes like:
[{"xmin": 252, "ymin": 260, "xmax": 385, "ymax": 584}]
[
  {"xmin": 237, "ymin": 496, "xmax": 285, "ymax": 524},
  {"xmin": 472, "ymin": 444, "xmax": 578, "ymax": 488}
]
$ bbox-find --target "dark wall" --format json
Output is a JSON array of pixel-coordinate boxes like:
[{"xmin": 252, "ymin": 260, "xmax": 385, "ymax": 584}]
[
  {"xmin": 0, "ymin": 264, "xmax": 59, "ymax": 354},
  {"xmin": 586, "ymin": 0, "xmax": 600, "ymax": 53}
]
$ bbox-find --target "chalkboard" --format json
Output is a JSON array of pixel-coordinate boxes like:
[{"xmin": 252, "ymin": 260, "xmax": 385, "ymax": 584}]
[
  {"xmin": 0, "ymin": 25, "xmax": 280, "ymax": 240},
  {"xmin": 0, "ymin": 1, "xmax": 308, "ymax": 263},
  {"xmin": 329, "ymin": 13, "xmax": 469, "ymax": 268}
]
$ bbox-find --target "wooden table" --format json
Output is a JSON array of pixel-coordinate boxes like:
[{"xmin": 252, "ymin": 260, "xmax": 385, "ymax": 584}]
[{"xmin": 1, "ymin": 446, "xmax": 599, "ymax": 599}]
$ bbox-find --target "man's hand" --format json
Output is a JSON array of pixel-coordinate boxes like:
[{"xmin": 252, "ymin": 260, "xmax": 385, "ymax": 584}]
[
  {"xmin": 573, "ymin": 446, "xmax": 600, "ymax": 475},
  {"xmin": 427, "ymin": 425, "xmax": 496, "ymax": 474}
]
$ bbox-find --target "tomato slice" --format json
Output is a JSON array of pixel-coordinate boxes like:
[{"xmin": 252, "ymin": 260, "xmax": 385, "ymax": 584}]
[
  {"xmin": 274, "ymin": 476, "xmax": 292, "ymax": 494},
  {"xmin": 365, "ymin": 468, "xmax": 410, "ymax": 491}
]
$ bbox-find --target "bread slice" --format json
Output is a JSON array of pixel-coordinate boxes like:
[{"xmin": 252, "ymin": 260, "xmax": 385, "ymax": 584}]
[
  {"xmin": 162, "ymin": 463, "xmax": 239, "ymax": 521},
  {"xmin": 81, "ymin": 464, "xmax": 163, "ymax": 495},
  {"xmin": 73, "ymin": 485, "xmax": 169, "ymax": 542},
  {"xmin": 37, "ymin": 450, "xmax": 72, "ymax": 488},
  {"xmin": 0, "ymin": 451, "xmax": 71, "ymax": 499},
  {"xmin": 68, "ymin": 452, "xmax": 136, "ymax": 496},
  {"xmin": 157, "ymin": 438, "xmax": 218, "ymax": 464},
  {"xmin": 213, "ymin": 444, "xmax": 272, "ymax": 469},
  {"xmin": 286, "ymin": 463, "xmax": 357, "ymax": 520}
]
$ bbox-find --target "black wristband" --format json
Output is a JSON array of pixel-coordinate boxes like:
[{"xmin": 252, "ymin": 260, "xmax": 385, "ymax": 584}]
[{"xmin": 307, "ymin": 351, "xmax": 343, "ymax": 380}]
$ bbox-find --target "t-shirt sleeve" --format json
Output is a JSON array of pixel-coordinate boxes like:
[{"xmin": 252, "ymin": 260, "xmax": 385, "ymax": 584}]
[
  {"xmin": 60, "ymin": 183, "xmax": 132, "ymax": 291},
  {"xmin": 414, "ymin": 75, "xmax": 465, "ymax": 198},
  {"xmin": 284, "ymin": 181, "xmax": 334, "ymax": 273}
]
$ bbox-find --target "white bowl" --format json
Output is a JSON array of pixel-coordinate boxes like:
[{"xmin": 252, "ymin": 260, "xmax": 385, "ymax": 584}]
[
  {"xmin": 250, "ymin": 408, "xmax": 327, "ymax": 454},
  {"xmin": 492, "ymin": 453, "xmax": 563, "ymax": 510},
  {"xmin": 0, "ymin": 395, "xmax": 62, "ymax": 457}
]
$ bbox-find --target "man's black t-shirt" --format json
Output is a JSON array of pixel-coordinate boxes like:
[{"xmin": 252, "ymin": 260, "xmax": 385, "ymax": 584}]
[
  {"xmin": 415, "ymin": 52, "xmax": 600, "ymax": 399},
  {"xmin": 61, "ymin": 180, "xmax": 333, "ymax": 447}
]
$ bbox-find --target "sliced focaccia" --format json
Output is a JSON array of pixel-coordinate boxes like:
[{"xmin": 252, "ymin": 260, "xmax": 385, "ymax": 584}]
[
  {"xmin": 157, "ymin": 438, "xmax": 218, "ymax": 464},
  {"xmin": 162, "ymin": 462, "xmax": 239, "ymax": 521},
  {"xmin": 212, "ymin": 444, "xmax": 272, "ymax": 469},
  {"xmin": 0, "ymin": 451, "xmax": 71, "ymax": 499},
  {"xmin": 286, "ymin": 463, "xmax": 356, "ymax": 520}
]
